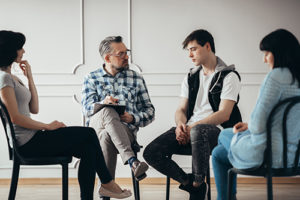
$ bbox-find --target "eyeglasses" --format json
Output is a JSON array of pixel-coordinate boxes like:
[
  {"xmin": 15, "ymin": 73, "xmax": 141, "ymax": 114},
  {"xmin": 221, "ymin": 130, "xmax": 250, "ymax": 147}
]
[{"xmin": 110, "ymin": 49, "xmax": 131, "ymax": 58}]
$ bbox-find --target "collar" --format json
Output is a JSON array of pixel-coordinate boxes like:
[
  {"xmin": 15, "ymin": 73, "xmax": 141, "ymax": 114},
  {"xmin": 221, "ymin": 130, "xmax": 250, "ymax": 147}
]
[
  {"xmin": 99, "ymin": 64, "xmax": 127, "ymax": 78},
  {"xmin": 97, "ymin": 64, "xmax": 109, "ymax": 77},
  {"xmin": 189, "ymin": 56, "xmax": 236, "ymax": 75}
]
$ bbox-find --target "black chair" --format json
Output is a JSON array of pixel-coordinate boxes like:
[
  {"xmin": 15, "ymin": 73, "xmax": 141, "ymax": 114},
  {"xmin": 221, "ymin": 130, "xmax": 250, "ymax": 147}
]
[
  {"xmin": 0, "ymin": 99, "xmax": 72, "ymax": 200},
  {"xmin": 74, "ymin": 142, "xmax": 143, "ymax": 200},
  {"xmin": 102, "ymin": 140, "xmax": 143, "ymax": 200},
  {"xmin": 227, "ymin": 96, "xmax": 300, "ymax": 200},
  {"xmin": 77, "ymin": 97, "xmax": 143, "ymax": 200},
  {"xmin": 165, "ymin": 153, "xmax": 211, "ymax": 200},
  {"xmin": 131, "ymin": 141, "xmax": 143, "ymax": 200}
]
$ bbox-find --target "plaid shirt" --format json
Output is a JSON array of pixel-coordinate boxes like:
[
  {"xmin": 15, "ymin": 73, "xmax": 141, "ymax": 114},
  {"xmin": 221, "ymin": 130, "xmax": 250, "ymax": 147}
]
[{"xmin": 81, "ymin": 65, "xmax": 155, "ymax": 131}]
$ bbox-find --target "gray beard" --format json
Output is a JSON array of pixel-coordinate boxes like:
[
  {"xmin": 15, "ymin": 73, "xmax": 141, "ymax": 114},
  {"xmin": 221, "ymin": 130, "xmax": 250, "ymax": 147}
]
[{"xmin": 112, "ymin": 64, "xmax": 129, "ymax": 72}]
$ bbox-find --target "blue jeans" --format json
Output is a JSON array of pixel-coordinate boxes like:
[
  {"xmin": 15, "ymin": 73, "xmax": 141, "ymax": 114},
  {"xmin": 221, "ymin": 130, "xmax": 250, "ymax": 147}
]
[{"xmin": 212, "ymin": 128, "xmax": 237, "ymax": 200}]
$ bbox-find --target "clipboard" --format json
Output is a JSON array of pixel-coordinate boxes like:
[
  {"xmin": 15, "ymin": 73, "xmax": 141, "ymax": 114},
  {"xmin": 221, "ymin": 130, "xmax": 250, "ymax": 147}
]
[{"xmin": 93, "ymin": 103, "xmax": 126, "ymax": 115}]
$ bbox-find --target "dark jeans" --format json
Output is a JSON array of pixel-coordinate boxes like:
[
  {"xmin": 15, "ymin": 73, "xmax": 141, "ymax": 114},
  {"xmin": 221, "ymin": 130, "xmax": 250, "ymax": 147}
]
[
  {"xmin": 143, "ymin": 124, "xmax": 220, "ymax": 184},
  {"xmin": 19, "ymin": 126, "xmax": 112, "ymax": 200}
]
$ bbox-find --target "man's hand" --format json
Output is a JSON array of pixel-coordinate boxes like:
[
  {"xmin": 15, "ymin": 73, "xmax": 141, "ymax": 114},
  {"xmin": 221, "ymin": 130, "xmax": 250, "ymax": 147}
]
[
  {"xmin": 104, "ymin": 96, "xmax": 119, "ymax": 104},
  {"xmin": 175, "ymin": 122, "xmax": 189, "ymax": 145},
  {"xmin": 120, "ymin": 112, "xmax": 134, "ymax": 123},
  {"xmin": 233, "ymin": 122, "xmax": 248, "ymax": 134}
]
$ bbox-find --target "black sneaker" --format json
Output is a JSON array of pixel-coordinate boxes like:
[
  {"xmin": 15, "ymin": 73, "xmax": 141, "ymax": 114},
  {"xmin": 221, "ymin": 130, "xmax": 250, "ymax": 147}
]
[
  {"xmin": 179, "ymin": 173, "xmax": 194, "ymax": 192},
  {"xmin": 189, "ymin": 182, "xmax": 208, "ymax": 200}
]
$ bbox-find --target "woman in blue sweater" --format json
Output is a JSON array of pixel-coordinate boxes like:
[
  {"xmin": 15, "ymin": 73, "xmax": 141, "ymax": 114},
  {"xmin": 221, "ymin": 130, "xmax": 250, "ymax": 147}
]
[{"xmin": 212, "ymin": 29, "xmax": 300, "ymax": 199}]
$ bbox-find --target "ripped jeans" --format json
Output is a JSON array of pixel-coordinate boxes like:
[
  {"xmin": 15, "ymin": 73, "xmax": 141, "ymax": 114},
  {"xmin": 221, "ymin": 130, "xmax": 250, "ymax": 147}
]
[{"xmin": 143, "ymin": 124, "xmax": 220, "ymax": 184}]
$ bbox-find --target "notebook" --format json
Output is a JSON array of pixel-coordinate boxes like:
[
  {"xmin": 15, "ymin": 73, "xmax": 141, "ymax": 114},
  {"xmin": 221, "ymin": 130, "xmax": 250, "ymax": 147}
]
[{"xmin": 93, "ymin": 103, "xmax": 126, "ymax": 115}]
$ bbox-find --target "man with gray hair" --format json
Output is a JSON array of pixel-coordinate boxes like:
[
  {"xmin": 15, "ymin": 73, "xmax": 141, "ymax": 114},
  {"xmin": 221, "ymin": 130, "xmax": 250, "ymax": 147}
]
[{"xmin": 82, "ymin": 36, "xmax": 155, "ymax": 188}]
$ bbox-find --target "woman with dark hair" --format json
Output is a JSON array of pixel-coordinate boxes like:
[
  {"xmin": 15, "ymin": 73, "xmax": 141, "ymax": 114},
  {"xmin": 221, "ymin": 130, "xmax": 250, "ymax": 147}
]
[
  {"xmin": 211, "ymin": 29, "xmax": 300, "ymax": 200},
  {"xmin": 0, "ymin": 30, "xmax": 131, "ymax": 200}
]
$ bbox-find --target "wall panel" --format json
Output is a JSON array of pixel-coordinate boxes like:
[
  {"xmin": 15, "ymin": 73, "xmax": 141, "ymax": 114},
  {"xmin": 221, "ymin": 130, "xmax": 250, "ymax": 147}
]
[
  {"xmin": 0, "ymin": 0, "xmax": 82, "ymax": 74},
  {"xmin": 0, "ymin": 0, "xmax": 300, "ymax": 179}
]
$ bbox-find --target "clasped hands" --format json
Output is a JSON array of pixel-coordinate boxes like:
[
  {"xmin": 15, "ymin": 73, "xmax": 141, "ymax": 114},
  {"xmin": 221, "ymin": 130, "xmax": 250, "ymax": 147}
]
[
  {"xmin": 104, "ymin": 96, "xmax": 134, "ymax": 124},
  {"xmin": 175, "ymin": 123, "xmax": 191, "ymax": 145},
  {"xmin": 175, "ymin": 121, "xmax": 248, "ymax": 145}
]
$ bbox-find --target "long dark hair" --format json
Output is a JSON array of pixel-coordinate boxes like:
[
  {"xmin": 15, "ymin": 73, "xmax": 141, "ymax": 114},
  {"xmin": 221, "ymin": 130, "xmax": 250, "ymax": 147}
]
[
  {"xmin": 260, "ymin": 29, "xmax": 300, "ymax": 87},
  {"xmin": 0, "ymin": 30, "xmax": 26, "ymax": 69}
]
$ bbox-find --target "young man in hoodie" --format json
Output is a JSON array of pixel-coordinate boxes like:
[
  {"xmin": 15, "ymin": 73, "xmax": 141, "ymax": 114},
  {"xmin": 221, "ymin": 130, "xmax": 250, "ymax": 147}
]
[{"xmin": 143, "ymin": 29, "xmax": 242, "ymax": 200}]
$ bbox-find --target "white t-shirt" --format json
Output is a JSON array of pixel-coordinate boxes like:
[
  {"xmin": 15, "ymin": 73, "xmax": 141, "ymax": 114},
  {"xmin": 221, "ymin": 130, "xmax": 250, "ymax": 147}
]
[{"xmin": 180, "ymin": 70, "xmax": 241, "ymax": 126}]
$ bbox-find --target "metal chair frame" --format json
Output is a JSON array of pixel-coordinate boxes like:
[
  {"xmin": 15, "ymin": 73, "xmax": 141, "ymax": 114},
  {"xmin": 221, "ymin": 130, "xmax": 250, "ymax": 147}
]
[
  {"xmin": 0, "ymin": 99, "xmax": 72, "ymax": 200},
  {"xmin": 227, "ymin": 96, "xmax": 300, "ymax": 200}
]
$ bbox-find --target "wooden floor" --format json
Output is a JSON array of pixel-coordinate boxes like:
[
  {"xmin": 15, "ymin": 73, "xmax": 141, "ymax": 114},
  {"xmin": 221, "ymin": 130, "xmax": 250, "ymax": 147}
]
[{"xmin": 0, "ymin": 183, "xmax": 300, "ymax": 200}]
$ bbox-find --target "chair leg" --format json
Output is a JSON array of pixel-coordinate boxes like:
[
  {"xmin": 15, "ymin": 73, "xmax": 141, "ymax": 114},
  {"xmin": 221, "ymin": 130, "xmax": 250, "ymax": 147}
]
[
  {"xmin": 131, "ymin": 169, "xmax": 140, "ymax": 200},
  {"xmin": 62, "ymin": 163, "xmax": 69, "ymax": 200},
  {"xmin": 165, "ymin": 155, "xmax": 171, "ymax": 200},
  {"xmin": 206, "ymin": 164, "xmax": 211, "ymax": 200},
  {"xmin": 166, "ymin": 176, "xmax": 170, "ymax": 200},
  {"xmin": 227, "ymin": 169, "xmax": 235, "ymax": 200},
  {"xmin": 267, "ymin": 174, "xmax": 273, "ymax": 200},
  {"xmin": 135, "ymin": 178, "xmax": 140, "ymax": 200},
  {"xmin": 9, "ymin": 161, "xmax": 20, "ymax": 200}
]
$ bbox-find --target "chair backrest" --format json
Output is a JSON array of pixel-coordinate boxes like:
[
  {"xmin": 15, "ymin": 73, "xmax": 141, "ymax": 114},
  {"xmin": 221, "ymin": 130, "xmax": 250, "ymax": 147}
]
[
  {"xmin": 265, "ymin": 96, "xmax": 300, "ymax": 173},
  {"xmin": 0, "ymin": 99, "xmax": 19, "ymax": 160}
]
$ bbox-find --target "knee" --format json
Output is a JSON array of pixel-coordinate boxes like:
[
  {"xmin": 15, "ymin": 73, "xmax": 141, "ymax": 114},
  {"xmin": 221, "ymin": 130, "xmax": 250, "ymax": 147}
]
[
  {"xmin": 212, "ymin": 145, "xmax": 221, "ymax": 160},
  {"xmin": 84, "ymin": 127, "xmax": 98, "ymax": 141},
  {"xmin": 68, "ymin": 127, "xmax": 98, "ymax": 142},
  {"xmin": 98, "ymin": 130, "xmax": 110, "ymax": 142},
  {"xmin": 190, "ymin": 124, "xmax": 209, "ymax": 142},
  {"xmin": 143, "ymin": 142, "xmax": 161, "ymax": 164},
  {"xmin": 211, "ymin": 145, "xmax": 227, "ymax": 163},
  {"xmin": 86, "ymin": 127, "xmax": 96, "ymax": 134},
  {"xmin": 98, "ymin": 131, "xmax": 112, "ymax": 148},
  {"xmin": 143, "ymin": 143, "xmax": 153, "ymax": 162},
  {"xmin": 218, "ymin": 128, "xmax": 234, "ymax": 143},
  {"xmin": 99, "ymin": 107, "xmax": 119, "ymax": 119}
]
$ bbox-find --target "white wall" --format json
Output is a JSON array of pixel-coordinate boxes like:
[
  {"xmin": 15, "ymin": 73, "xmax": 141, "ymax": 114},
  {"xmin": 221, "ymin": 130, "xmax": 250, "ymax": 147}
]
[{"xmin": 0, "ymin": 0, "xmax": 300, "ymax": 178}]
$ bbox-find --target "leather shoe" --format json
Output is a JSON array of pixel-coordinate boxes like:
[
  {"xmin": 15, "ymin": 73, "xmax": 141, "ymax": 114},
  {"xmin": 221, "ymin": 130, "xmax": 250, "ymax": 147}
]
[
  {"xmin": 98, "ymin": 186, "xmax": 132, "ymax": 199},
  {"xmin": 131, "ymin": 161, "xmax": 149, "ymax": 181}
]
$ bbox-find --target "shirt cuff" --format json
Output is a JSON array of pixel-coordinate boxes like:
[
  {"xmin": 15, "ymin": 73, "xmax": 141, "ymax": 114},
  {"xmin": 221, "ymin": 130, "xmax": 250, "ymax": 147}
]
[{"xmin": 132, "ymin": 114, "xmax": 140, "ymax": 126}]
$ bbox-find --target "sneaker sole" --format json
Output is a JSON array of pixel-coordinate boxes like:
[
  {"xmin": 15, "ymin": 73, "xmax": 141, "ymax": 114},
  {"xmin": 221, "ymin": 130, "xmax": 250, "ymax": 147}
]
[
  {"xmin": 135, "ymin": 173, "xmax": 147, "ymax": 181},
  {"xmin": 133, "ymin": 162, "xmax": 149, "ymax": 178}
]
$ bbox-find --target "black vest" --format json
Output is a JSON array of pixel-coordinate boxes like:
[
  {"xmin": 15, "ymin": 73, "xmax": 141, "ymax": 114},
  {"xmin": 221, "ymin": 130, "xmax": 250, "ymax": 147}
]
[{"xmin": 187, "ymin": 68, "xmax": 242, "ymax": 128}]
